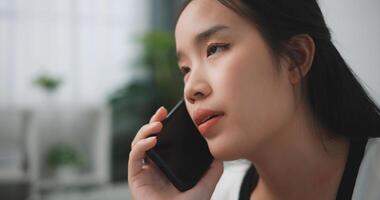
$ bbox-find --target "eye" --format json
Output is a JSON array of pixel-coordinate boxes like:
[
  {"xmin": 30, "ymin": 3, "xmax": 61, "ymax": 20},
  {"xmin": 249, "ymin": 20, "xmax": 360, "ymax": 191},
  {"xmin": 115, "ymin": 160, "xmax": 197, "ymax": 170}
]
[
  {"xmin": 207, "ymin": 43, "xmax": 230, "ymax": 57},
  {"xmin": 179, "ymin": 66, "xmax": 190, "ymax": 76}
]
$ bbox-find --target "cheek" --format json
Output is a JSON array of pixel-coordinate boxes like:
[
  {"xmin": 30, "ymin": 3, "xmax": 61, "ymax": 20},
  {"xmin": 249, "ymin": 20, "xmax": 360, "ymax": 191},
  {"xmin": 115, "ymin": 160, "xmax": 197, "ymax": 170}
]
[
  {"xmin": 212, "ymin": 44, "xmax": 296, "ymax": 153},
  {"xmin": 216, "ymin": 43, "xmax": 282, "ymax": 111}
]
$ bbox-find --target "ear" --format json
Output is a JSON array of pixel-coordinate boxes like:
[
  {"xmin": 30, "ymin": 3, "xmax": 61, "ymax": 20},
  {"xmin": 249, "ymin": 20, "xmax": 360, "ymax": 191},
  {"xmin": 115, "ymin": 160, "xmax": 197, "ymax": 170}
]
[{"xmin": 284, "ymin": 34, "xmax": 315, "ymax": 85}]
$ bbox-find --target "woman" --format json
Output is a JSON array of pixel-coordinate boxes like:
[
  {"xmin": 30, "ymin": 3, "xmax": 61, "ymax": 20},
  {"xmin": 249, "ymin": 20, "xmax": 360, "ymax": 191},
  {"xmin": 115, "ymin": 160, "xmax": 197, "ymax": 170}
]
[{"xmin": 128, "ymin": 0, "xmax": 380, "ymax": 199}]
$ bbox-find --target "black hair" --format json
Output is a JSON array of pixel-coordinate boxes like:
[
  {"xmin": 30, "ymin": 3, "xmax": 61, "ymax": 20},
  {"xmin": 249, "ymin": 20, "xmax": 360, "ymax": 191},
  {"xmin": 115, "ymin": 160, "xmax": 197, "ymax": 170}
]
[{"xmin": 177, "ymin": 0, "xmax": 380, "ymax": 140}]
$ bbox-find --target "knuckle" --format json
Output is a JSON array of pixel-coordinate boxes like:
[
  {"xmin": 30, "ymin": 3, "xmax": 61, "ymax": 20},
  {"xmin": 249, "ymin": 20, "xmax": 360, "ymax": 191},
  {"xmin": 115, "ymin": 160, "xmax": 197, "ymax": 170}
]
[
  {"xmin": 128, "ymin": 148, "xmax": 135, "ymax": 159},
  {"xmin": 140, "ymin": 124, "xmax": 150, "ymax": 132},
  {"xmin": 134, "ymin": 139, "xmax": 145, "ymax": 150}
]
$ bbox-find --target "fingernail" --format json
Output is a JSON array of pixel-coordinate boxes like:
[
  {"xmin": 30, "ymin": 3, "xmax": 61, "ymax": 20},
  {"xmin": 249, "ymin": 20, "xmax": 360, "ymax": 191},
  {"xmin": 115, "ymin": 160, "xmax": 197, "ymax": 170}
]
[
  {"xmin": 155, "ymin": 106, "xmax": 163, "ymax": 114},
  {"xmin": 146, "ymin": 136, "xmax": 156, "ymax": 142}
]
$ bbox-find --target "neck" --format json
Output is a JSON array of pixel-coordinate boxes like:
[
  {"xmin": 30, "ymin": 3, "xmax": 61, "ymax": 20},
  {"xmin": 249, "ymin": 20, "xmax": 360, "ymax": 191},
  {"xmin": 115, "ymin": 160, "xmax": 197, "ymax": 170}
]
[{"xmin": 246, "ymin": 103, "xmax": 350, "ymax": 199}]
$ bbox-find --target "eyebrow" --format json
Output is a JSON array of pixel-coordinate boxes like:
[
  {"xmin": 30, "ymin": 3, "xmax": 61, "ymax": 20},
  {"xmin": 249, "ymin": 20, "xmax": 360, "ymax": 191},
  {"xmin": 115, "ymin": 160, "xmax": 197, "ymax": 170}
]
[{"xmin": 176, "ymin": 24, "xmax": 231, "ymax": 62}]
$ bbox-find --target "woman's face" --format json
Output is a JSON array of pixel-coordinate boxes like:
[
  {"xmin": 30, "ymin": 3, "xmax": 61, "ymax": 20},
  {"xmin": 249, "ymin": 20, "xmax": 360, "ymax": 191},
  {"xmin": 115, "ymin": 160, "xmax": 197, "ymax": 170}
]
[{"xmin": 175, "ymin": 0, "xmax": 296, "ymax": 160}]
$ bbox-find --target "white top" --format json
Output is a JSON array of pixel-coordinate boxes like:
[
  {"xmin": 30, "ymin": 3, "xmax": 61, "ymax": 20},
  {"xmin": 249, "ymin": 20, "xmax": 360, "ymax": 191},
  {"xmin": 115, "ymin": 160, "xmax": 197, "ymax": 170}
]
[
  {"xmin": 211, "ymin": 137, "xmax": 380, "ymax": 200},
  {"xmin": 352, "ymin": 137, "xmax": 380, "ymax": 200}
]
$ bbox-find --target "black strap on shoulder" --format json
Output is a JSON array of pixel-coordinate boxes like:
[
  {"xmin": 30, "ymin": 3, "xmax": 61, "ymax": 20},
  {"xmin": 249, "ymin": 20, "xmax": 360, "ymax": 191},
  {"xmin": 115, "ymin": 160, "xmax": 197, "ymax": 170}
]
[
  {"xmin": 239, "ymin": 165, "xmax": 258, "ymax": 200},
  {"xmin": 336, "ymin": 137, "xmax": 368, "ymax": 200}
]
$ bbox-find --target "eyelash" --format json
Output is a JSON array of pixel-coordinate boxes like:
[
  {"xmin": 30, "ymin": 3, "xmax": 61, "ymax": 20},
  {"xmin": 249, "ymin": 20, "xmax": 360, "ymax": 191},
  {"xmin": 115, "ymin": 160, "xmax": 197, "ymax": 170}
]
[
  {"xmin": 179, "ymin": 43, "xmax": 230, "ymax": 77},
  {"xmin": 207, "ymin": 43, "xmax": 230, "ymax": 57}
]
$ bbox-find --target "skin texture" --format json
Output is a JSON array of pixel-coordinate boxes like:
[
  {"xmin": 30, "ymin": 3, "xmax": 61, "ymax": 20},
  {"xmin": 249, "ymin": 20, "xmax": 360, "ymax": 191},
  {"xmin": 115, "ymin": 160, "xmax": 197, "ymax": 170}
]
[{"xmin": 129, "ymin": 0, "xmax": 350, "ymax": 199}]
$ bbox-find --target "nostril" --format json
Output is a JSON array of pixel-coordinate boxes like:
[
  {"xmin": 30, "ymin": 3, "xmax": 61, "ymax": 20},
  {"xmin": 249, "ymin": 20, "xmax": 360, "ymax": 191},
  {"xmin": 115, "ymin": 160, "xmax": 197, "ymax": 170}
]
[
  {"xmin": 189, "ymin": 91, "xmax": 204, "ymax": 103},
  {"xmin": 194, "ymin": 91, "xmax": 204, "ymax": 98}
]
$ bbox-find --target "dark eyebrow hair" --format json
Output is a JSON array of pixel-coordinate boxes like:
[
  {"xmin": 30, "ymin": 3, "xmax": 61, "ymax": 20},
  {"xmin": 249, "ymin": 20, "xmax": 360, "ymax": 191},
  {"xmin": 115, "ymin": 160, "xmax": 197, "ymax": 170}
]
[{"xmin": 176, "ymin": 24, "xmax": 230, "ymax": 62}]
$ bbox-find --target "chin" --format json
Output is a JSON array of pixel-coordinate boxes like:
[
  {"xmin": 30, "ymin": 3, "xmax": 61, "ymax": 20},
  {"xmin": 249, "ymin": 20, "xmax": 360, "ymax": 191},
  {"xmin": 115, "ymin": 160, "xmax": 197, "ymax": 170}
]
[{"xmin": 207, "ymin": 139, "xmax": 242, "ymax": 161}]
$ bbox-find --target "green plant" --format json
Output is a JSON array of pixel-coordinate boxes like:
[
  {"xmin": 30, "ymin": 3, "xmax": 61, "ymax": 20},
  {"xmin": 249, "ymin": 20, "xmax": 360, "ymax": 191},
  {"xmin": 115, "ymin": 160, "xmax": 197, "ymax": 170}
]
[
  {"xmin": 33, "ymin": 74, "xmax": 62, "ymax": 93},
  {"xmin": 46, "ymin": 144, "xmax": 82, "ymax": 169},
  {"xmin": 109, "ymin": 31, "xmax": 183, "ymax": 181}
]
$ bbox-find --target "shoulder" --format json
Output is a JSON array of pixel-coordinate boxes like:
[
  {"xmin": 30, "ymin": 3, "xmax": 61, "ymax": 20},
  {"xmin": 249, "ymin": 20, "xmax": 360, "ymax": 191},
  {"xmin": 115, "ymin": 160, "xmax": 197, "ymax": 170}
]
[
  {"xmin": 211, "ymin": 159, "xmax": 251, "ymax": 200},
  {"xmin": 353, "ymin": 137, "xmax": 380, "ymax": 200}
]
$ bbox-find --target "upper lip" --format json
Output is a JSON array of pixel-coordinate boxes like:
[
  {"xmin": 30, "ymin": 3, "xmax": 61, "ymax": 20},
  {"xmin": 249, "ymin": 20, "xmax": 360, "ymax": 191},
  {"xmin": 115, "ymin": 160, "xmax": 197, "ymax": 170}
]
[{"xmin": 193, "ymin": 109, "xmax": 224, "ymax": 126}]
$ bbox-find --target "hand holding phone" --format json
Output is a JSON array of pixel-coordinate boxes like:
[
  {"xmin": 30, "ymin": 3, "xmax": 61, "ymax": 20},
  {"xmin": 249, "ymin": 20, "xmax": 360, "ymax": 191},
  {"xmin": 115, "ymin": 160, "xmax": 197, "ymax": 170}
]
[
  {"xmin": 128, "ymin": 100, "xmax": 224, "ymax": 199},
  {"xmin": 146, "ymin": 99, "xmax": 214, "ymax": 191}
]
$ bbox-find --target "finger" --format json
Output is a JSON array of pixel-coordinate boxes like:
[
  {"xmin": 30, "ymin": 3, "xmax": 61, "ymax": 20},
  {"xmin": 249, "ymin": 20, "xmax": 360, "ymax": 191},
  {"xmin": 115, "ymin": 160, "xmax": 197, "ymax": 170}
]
[
  {"xmin": 131, "ymin": 122, "xmax": 162, "ymax": 148},
  {"xmin": 128, "ymin": 136, "xmax": 157, "ymax": 179},
  {"xmin": 130, "ymin": 106, "xmax": 167, "ymax": 147},
  {"xmin": 149, "ymin": 106, "xmax": 164, "ymax": 123},
  {"xmin": 149, "ymin": 106, "xmax": 168, "ymax": 123}
]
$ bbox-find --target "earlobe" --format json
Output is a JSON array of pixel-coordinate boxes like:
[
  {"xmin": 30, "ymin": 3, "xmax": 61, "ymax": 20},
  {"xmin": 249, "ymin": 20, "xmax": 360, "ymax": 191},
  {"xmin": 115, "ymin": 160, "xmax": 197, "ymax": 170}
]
[{"xmin": 286, "ymin": 34, "xmax": 316, "ymax": 85}]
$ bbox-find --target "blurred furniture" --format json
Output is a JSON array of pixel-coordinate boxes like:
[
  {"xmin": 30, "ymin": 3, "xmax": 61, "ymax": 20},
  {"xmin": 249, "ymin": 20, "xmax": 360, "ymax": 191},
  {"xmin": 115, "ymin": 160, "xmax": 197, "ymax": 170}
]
[
  {"xmin": 0, "ymin": 105, "xmax": 111, "ymax": 200},
  {"xmin": 0, "ymin": 107, "xmax": 31, "ymax": 200},
  {"xmin": 27, "ymin": 105, "xmax": 111, "ymax": 199},
  {"xmin": 0, "ymin": 108, "xmax": 30, "ymax": 182}
]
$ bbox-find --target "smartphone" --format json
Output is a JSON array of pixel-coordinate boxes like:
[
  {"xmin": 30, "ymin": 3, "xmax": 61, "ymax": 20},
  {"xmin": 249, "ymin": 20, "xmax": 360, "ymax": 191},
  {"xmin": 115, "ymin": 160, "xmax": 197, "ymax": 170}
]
[{"xmin": 146, "ymin": 99, "xmax": 214, "ymax": 192}]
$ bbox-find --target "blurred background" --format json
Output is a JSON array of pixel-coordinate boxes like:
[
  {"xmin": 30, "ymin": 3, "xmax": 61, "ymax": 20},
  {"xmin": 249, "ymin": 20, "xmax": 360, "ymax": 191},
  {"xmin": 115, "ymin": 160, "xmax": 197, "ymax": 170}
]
[{"xmin": 0, "ymin": 0, "xmax": 379, "ymax": 200}]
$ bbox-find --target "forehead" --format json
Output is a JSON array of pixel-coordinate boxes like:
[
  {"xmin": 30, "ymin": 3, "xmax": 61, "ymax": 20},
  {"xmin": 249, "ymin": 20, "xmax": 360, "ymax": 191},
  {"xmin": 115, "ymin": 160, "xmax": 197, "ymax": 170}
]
[{"xmin": 175, "ymin": 0, "xmax": 247, "ymax": 45}]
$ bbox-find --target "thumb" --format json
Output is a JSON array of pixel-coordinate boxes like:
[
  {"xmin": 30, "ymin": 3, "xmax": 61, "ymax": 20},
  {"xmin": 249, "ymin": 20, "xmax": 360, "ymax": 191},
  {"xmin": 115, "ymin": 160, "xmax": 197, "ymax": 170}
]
[{"xmin": 196, "ymin": 160, "xmax": 224, "ymax": 192}]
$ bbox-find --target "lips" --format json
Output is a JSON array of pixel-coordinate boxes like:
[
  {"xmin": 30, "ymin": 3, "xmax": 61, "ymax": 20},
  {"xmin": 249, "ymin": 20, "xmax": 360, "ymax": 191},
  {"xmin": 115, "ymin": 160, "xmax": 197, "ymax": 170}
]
[{"xmin": 193, "ymin": 109, "xmax": 224, "ymax": 128}]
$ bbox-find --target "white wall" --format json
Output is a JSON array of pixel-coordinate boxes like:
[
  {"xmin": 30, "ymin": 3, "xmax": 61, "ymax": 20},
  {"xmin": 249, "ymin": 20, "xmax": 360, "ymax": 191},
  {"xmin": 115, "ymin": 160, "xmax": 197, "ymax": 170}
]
[
  {"xmin": 319, "ymin": 0, "xmax": 380, "ymax": 104},
  {"xmin": 0, "ymin": 0, "xmax": 150, "ymax": 107}
]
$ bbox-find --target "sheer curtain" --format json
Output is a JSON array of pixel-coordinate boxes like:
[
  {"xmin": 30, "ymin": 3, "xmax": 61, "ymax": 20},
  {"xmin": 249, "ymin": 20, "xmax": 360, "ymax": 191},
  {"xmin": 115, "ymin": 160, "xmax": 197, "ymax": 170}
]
[{"xmin": 0, "ymin": 0, "xmax": 149, "ymax": 107}]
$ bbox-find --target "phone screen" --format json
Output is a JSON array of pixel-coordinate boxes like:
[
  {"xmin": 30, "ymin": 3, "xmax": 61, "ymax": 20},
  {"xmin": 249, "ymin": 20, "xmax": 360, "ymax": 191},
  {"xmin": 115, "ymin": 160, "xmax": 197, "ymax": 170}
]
[{"xmin": 146, "ymin": 99, "xmax": 214, "ymax": 192}]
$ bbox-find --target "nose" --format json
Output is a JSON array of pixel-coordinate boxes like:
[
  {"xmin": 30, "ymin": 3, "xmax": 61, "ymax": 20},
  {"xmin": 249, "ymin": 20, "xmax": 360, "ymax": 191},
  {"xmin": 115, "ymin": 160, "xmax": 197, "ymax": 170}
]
[{"xmin": 184, "ymin": 68, "xmax": 212, "ymax": 104}]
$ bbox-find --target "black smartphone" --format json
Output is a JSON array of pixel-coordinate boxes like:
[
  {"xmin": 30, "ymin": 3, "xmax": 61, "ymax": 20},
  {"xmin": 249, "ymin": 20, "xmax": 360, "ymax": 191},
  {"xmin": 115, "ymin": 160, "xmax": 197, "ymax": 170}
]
[{"xmin": 146, "ymin": 99, "xmax": 214, "ymax": 192}]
